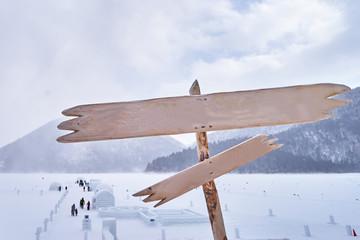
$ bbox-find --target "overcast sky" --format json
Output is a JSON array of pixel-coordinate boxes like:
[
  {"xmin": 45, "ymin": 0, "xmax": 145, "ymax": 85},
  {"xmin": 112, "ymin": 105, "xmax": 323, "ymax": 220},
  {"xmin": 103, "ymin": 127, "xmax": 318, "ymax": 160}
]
[{"xmin": 0, "ymin": 0, "xmax": 359, "ymax": 147}]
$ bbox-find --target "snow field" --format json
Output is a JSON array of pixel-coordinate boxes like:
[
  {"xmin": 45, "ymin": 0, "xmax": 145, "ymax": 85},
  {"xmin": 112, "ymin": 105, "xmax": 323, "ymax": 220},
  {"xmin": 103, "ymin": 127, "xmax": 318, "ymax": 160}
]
[{"xmin": 0, "ymin": 173, "xmax": 359, "ymax": 240}]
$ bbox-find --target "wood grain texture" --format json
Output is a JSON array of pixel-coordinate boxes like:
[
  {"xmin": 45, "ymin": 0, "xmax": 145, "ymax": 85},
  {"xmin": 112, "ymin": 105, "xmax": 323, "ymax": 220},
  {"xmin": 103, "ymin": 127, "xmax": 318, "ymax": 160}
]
[
  {"xmin": 190, "ymin": 80, "xmax": 227, "ymax": 240},
  {"xmin": 133, "ymin": 135, "xmax": 282, "ymax": 207},
  {"xmin": 57, "ymin": 83, "xmax": 350, "ymax": 143}
]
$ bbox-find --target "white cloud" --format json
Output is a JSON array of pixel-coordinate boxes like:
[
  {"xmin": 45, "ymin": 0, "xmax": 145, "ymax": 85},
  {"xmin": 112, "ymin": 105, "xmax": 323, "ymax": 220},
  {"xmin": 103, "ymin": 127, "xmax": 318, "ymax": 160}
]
[
  {"xmin": 0, "ymin": 0, "xmax": 358, "ymax": 147},
  {"xmin": 178, "ymin": 0, "xmax": 350, "ymax": 94},
  {"xmin": 237, "ymin": 0, "xmax": 345, "ymax": 51}
]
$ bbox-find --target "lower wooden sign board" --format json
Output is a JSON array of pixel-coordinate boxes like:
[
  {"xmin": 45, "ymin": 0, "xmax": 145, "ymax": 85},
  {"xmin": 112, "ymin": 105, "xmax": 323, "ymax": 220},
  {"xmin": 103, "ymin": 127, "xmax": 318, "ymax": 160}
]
[{"xmin": 133, "ymin": 135, "xmax": 282, "ymax": 207}]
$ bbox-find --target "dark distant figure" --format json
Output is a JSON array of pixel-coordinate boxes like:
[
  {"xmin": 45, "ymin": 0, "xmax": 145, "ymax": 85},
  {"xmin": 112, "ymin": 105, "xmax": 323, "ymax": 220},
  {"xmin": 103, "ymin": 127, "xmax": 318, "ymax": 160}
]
[
  {"xmin": 75, "ymin": 208, "xmax": 78, "ymax": 216},
  {"xmin": 83, "ymin": 186, "xmax": 85, "ymax": 191},
  {"xmin": 88, "ymin": 186, "xmax": 90, "ymax": 191},
  {"xmin": 71, "ymin": 204, "xmax": 75, "ymax": 216},
  {"xmin": 87, "ymin": 201, "xmax": 90, "ymax": 210},
  {"xmin": 65, "ymin": 186, "xmax": 68, "ymax": 190},
  {"xmin": 80, "ymin": 197, "xmax": 85, "ymax": 209}
]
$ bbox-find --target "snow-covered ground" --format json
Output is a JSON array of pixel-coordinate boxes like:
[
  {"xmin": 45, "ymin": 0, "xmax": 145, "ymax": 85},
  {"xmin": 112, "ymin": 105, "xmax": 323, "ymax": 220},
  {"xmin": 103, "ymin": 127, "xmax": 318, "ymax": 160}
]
[{"xmin": 0, "ymin": 173, "xmax": 359, "ymax": 240}]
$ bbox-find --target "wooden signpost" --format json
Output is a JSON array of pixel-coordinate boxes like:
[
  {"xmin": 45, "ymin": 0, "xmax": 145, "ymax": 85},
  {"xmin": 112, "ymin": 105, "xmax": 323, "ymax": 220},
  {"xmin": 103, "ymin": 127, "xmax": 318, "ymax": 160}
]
[
  {"xmin": 57, "ymin": 81, "xmax": 350, "ymax": 240},
  {"xmin": 57, "ymin": 83, "xmax": 350, "ymax": 143}
]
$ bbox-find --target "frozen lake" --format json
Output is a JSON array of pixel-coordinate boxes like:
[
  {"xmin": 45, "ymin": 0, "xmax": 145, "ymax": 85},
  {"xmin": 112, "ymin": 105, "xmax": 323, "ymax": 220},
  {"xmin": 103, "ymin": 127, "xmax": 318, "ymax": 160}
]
[{"xmin": 0, "ymin": 173, "xmax": 359, "ymax": 240}]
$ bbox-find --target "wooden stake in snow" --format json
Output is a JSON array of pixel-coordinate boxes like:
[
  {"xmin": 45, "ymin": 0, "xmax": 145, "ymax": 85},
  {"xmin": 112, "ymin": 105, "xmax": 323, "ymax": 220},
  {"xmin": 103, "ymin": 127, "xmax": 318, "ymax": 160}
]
[
  {"xmin": 269, "ymin": 208, "xmax": 275, "ymax": 217},
  {"xmin": 190, "ymin": 80, "xmax": 227, "ymax": 240},
  {"xmin": 161, "ymin": 228, "xmax": 166, "ymax": 240},
  {"xmin": 49, "ymin": 210, "xmax": 54, "ymax": 221},
  {"xmin": 43, "ymin": 218, "xmax": 48, "ymax": 232},
  {"xmin": 35, "ymin": 227, "xmax": 42, "ymax": 240},
  {"xmin": 346, "ymin": 225, "xmax": 353, "ymax": 236},
  {"xmin": 234, "ymin": 227, "xmax": 240, "ymax": 239},
  {"xmin": 304, "ymin": 225, "xmax": 311, "ymax": 237}
]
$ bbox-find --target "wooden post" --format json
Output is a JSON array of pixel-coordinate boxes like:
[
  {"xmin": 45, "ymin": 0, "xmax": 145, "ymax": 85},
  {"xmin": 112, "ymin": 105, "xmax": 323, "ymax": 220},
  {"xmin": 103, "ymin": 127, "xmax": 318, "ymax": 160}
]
[
  {"xmin": 304, "ymin": 225, "xmax": 311, "ymax": 237},
  {"xmin": 189, "ymin": 80, "xmax": 227, "ymax": 240}
]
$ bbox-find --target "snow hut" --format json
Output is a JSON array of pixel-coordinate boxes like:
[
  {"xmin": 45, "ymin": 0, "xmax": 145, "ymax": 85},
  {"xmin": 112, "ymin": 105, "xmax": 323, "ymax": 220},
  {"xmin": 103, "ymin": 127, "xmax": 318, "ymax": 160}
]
[
  {"xmin": 49, "ymin": 182, "xmax": 61, "ymax": 191},
  {"xmin": 92, "ymin": 189, "xmax": 115, "ymax": 209},
  {"xmin": 95, "ymin": 183, "xmax": 113, "ymax": 193}
]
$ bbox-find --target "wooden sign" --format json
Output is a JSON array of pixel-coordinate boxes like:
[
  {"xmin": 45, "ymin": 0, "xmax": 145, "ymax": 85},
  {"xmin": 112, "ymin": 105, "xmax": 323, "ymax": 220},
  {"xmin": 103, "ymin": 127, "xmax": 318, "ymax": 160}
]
[
  {"xmin": 57, "ymin": 81, "xmax": 350, "ymax": 240},
  {"xmin": 57, "ymin": 83, "xmax": 350, "ymax": 143},
  {"xmin": 133, "ymin": 134, "xmax": 281, "ymax": 207}
]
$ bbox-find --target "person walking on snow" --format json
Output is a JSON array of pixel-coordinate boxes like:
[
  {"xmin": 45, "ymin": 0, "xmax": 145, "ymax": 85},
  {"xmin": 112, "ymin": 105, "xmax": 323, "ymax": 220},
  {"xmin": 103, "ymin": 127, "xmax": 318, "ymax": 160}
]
[
  {"xmin": 80, "ymin": 197, "xmax": 85, "ymax": 209},
  {"xmin": 71, "ymin": 204, "xmax": 75, "ymax": 216},
  {"xmin": 87, "ymin": 201, "xmax": 90, "ymax": 210}
]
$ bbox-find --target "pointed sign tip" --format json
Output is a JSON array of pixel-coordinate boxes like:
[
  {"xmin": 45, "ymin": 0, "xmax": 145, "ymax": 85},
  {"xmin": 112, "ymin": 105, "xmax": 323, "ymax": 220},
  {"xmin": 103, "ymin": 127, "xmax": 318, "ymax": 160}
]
[
  {"xmin": 154, "ymin": 198, "xmax": 168, "ymax": 208},
  {"xmin": 189, "ymin": 80, "xmax": 201, "ymax": 95}
]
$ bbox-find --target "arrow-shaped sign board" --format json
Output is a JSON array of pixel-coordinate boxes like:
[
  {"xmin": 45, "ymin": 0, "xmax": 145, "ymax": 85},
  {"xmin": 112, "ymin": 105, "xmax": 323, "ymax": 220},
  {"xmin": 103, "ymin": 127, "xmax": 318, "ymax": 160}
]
[
  {"xmin": 133, "ymin": 135, "xmax": 281, "ymax": 207},
  {"xmin": 57, "ymin": 83, "xmax": 350, "ymax": 143}
]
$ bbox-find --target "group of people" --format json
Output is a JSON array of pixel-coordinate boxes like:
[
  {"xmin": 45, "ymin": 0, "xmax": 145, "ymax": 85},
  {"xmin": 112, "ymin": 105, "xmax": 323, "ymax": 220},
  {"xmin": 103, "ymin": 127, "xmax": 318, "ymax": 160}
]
[
  {"xmin": 71, "ymin": 197, "xmax": 91, "ymax": 216},
  {"xmin": 80, "ymin": 197, "xmax": 91, "ymax": 210},
  {"xmin": 70, "ymin": 179, "xmax": 92, "ymax": 216},
  {"xmin": 77, "ymin": 179, "xmax": 91, "ymax": 192}
]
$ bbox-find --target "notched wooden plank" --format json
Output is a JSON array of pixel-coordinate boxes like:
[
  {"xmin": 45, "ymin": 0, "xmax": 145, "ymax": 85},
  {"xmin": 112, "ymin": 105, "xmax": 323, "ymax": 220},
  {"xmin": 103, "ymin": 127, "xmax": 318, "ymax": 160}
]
[
  {"xmin": 57, "ymin": 83, "xmax": 351, "ymax": 143},
  {"xmin": 133, "ymin": 135, "xmax": 282, "ymax": 207}
]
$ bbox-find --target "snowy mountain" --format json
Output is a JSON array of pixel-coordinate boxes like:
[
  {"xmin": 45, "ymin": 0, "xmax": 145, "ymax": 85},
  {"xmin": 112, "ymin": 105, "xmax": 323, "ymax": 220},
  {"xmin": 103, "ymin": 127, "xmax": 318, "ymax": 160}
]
[
  {"xmin": 0, "ymin": 119, "xmax": 185, "ymax": 172},
  {"xmin": 146, "ymin": 86, "xmax": 360, "ymax": 173}
]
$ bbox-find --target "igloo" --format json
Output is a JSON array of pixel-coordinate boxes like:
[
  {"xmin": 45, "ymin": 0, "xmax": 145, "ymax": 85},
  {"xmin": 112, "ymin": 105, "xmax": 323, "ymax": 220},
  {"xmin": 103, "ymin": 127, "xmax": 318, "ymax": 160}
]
[{"xmin": 92, "ymin": 189, "xmax": 115, "ymax": 209}]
